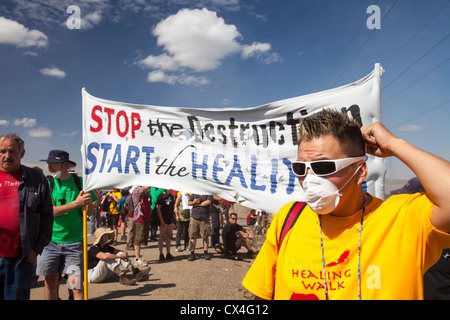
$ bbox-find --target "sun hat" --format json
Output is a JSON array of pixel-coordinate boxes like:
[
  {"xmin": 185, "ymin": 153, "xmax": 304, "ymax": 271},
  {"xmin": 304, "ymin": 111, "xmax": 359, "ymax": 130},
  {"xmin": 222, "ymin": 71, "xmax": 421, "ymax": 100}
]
[
  {"xmin": 93, "ymin": 227, "xmax": 114, "ymax": 245},
  {"xmin": 40, "ymin": 150, "xmax": 76, "ymax": 167},
  {"xmin": 390, "ymin": 177, "xmax": 425, "ymax": 195}
]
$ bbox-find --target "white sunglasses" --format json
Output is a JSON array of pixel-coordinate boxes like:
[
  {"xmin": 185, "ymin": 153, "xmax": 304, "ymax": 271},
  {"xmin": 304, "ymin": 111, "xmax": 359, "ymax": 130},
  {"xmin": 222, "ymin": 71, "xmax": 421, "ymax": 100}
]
[{"xmin": 291, "ymin": 156, "xmax": 366, "ymax": 177}]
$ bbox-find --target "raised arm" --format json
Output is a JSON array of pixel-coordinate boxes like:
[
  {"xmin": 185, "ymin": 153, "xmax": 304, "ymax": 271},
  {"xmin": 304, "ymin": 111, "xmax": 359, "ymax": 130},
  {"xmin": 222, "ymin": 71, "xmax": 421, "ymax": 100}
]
[{"xmin": 361, "ymin": 122, "xmax": 450, "ymax": 232}]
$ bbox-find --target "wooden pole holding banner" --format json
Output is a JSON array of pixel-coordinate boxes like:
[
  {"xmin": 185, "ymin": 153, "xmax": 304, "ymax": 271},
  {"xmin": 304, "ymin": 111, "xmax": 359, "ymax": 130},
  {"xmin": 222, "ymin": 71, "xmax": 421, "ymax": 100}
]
[{"xmin": 83, "ymin": 206, "xmax": 88, "ymax": 300}]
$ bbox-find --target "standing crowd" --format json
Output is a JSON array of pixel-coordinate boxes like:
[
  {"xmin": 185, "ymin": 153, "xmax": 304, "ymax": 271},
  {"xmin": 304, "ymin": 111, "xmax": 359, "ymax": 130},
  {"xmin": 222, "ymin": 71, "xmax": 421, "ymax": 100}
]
[
  {"xmin": 1, "ymin": 106, "xmax": 449, "ymax": 301},
  {"xmin": 90, "ymin": 187, "xmax": 258, "ymax": 267},
  {"xmin": 0, "ymin": 132, "xmax": 258, "ymax": 300}
]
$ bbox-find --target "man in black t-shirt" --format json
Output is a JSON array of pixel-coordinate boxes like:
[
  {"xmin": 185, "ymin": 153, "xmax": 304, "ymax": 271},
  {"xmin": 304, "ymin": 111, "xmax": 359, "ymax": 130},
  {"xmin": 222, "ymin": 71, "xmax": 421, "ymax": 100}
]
[
  {"xmin": 188, "ymin": 194, "xmax": 213, "ymax": 261},
  {"xmin": 222, "ymin": 213, "xmax": 255, "ymax": 258},
  {"xmin": 156, "ymin": 189, "xmax": 176, "ymax": 261},
  {"xmin": 87, "ymin": 228, "xmax": 150, "ymax": 285}
]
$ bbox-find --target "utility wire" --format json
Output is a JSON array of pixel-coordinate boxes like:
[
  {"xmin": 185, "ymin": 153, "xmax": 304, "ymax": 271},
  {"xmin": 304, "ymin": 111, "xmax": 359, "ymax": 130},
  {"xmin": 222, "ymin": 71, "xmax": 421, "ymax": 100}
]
[
  {"xmin": 382, "ymin": 0, "xmax": 449, "ymax": 66},
  {"xmin": 383, "ymin": 57, "xmax": 449, "ymax": 105},
  {"xmin": 321, "ymin": 0, "xmax": 380, "ymax": 89},
  {"xmin": 382, "ymin": 33, "xmax": 449, "ymax": 90},
  {"xmin": 389, "ymin": 100, "xmax": 450, "ymax": 130},
  {"xmin": 332, "ymin": 0, "xmax": 399, "ymax": 87}
]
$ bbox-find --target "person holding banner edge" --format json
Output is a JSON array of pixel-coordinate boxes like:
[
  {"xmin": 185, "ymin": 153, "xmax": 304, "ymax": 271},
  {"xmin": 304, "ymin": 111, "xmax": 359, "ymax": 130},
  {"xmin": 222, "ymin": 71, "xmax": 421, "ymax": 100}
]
[
  {"xmin": 242, "ymin": 108, "xmax": 450, "ymax": 300},
  {"xmin": 37, "ymin": 150, "xmax": 97, "ymax": 300}
]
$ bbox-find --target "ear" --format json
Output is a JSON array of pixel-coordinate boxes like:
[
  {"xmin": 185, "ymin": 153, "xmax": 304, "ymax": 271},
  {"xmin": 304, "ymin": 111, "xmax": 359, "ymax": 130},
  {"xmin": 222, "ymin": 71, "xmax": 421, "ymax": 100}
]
[
  {"xmin": 20, "ymin": 149, "xmax": 25, "ymax": 159},
  {"xmin": 356, "ymin": 161, "xmax": 368, "ymax": 185}
]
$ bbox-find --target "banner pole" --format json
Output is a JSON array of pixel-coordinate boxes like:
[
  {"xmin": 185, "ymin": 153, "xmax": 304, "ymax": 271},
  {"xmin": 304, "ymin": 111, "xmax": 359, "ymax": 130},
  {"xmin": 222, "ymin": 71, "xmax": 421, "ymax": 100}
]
[{"xmin": 83, "ymin": 206, "xmax": 88, "ymax": 300}]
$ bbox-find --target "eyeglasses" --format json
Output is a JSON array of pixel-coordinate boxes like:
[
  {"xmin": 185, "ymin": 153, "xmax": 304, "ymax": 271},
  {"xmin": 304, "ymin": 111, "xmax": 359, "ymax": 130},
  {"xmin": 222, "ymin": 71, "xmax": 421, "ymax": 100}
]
[{"xmin": 291, "ymin": 156, "xmax": 366, "ymax": 177}]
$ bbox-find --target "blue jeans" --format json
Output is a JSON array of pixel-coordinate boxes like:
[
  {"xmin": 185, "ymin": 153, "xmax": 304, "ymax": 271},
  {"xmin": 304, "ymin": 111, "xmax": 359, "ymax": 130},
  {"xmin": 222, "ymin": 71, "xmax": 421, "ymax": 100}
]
[
  {"xmin": 90, "ymin": 209, "xmax": 103, "ymax": 234},
  {"xmin": 0, "ymin": 257, "xmax": 34, "ymax": 300}
]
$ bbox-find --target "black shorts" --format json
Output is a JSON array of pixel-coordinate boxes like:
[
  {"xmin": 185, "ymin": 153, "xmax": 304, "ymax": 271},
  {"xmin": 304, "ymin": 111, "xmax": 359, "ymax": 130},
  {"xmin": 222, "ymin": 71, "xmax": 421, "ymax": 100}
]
[{"xmin": 106, "ymin": 213, "xmax": 120, "ymax": 226}]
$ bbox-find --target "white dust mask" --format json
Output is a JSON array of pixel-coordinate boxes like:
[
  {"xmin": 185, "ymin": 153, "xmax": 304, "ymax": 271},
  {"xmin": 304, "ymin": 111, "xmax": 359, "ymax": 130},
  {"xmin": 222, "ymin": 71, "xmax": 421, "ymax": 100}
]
[
  {"xmin": 52, "ymin": 171, "xmax": 62, "ymax": 179},
  {"xmin": 301, "ymin": 163, "xmax": 363, "ymax": 215}
]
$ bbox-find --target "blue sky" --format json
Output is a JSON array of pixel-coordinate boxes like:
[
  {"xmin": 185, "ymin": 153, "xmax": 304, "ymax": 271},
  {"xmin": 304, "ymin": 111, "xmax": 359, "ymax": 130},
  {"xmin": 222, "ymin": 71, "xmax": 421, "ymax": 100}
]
[{"xmin": 0, "ymin": 0, "xmax": 448, "ymax": 182}]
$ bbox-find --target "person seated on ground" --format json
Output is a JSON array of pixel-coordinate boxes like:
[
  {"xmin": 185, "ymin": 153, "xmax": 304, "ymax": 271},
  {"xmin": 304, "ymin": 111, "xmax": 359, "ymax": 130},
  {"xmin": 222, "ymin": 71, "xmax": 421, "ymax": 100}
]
[
  {"xmin": 222, "ymin": 213, "xmax": 255, "ymax": 258},
  {"xmin": 87, "ymin": 228, "xmax": 150, "ymax": 286}
]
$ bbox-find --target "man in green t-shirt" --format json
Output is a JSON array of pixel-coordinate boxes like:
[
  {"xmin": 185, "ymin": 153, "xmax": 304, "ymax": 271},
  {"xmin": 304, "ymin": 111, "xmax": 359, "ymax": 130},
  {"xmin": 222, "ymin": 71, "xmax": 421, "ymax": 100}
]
[{"xmin": 36, "ymin": 150, "xmax": 97, "ymax": 300}]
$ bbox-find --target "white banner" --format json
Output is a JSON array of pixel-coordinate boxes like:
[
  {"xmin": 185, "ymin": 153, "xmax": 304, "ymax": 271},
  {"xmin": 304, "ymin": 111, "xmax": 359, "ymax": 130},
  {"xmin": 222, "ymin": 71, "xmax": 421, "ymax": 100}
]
[{"xmin": 82, "ymin": 63, "xmax": 385, "ymax": 213}]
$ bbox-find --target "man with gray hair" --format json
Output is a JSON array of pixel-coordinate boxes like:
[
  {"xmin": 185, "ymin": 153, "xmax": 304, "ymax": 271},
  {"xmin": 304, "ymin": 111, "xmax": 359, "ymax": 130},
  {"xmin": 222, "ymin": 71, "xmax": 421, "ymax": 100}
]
[{"xmin": 0, "ymin": 133, "xmax": 53, "ymax": 300}]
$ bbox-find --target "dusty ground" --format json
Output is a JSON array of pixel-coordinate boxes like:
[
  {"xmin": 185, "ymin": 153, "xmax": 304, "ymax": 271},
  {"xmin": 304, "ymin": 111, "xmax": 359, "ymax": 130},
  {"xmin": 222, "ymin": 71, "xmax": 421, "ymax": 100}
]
[
  {"xmin": 30, "ymin": 179, "xmax": 408, "ymax": 301},
  {"xmin": 30, "ymin": 203, "xmax": 267, "ymax": 300}
]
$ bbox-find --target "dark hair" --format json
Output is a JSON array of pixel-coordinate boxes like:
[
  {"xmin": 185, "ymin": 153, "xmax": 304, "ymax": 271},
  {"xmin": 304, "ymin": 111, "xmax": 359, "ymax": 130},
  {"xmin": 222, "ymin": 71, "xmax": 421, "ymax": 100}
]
[{"xmin": 298, "ymin": 108, "xmax": 365, "ymax": 157}]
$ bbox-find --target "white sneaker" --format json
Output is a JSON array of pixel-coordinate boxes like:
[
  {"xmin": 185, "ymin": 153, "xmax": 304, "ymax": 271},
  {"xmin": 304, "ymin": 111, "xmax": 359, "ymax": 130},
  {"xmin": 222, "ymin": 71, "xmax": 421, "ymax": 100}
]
[{"xmin": 134, "ymin": 258, "xmax": 148, "ymax": 267}]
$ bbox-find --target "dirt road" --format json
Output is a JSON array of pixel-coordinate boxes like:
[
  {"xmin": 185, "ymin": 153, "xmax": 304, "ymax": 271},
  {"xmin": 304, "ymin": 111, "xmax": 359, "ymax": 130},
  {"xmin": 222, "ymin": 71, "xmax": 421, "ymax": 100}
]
[{"xmin": 30, "ymin": 203, "xmax": 263, "ymax": 300}]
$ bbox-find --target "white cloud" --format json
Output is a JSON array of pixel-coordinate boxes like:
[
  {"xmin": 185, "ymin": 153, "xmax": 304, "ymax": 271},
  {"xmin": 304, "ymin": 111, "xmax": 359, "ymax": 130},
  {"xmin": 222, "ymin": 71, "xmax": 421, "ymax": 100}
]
[
  {"xmin": 0, "ymin": 120, "xmax": 10, "ymax": 127},
  {"xmin": 28, "ymin": 127, "xmax": 52, "ymax": 138},
  {"xmin": 62, "ymin": 131, "xmax": 78, "ymax": 138},
  {"xmin": 14, "ymin": 117, "xmax": 37, "ymax": 128},
  {"xmin": 136, "ymin": 8, "xmax": 281, "ymax": 86},
  {"xmin": 241, "ymin": 42, "xmax": 271, "ymax": 59},
  {"xmin": 152, "ymin": 8, "xmax": 242, "ymax": 72},
  {"xmin": 0, "ymin": 17, "xmax": 48, "ymax": 48},
  {"xmin": 138, "ymin": 53, "xmax": 180, "ymax": 71},
  {"xmin": 147, "ymin": 70, "xmax": 210, "ymax": 86},
  {"xmin": 40, "ymin": 67, "xmax": 66, "ymax": 79},
  {"xmin": 241, "ymin": 42, "xmax": 282, "ymax": 64},
  {"xmin": 80, "ymin": 11, "xmax": 103, "ymax": 30},
  {"xmin": 398, "ymin": 124, "xmax": 425, "ymax": 132},
  {"xmin": 23, "ymin": 51, "xmax": 39, "ymax": 57}
]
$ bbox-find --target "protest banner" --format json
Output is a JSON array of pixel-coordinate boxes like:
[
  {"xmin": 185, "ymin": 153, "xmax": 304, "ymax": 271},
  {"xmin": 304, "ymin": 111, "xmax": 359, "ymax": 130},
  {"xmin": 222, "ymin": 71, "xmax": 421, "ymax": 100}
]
[{"xmin": 82, "ymin": 63, "xmax": 384, "ymax": 214}]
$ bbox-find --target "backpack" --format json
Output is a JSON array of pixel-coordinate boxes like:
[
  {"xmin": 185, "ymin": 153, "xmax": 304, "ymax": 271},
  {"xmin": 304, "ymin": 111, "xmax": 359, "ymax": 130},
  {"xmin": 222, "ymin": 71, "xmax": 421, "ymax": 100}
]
[
  {"xmin": 117, "ymin": 196, "xmax": 126, "ymax": 214},
  {"xmin": 124, "ymin": 194, "xmax": 134, "ymax": 215},
  {"xmin": 48, "ymin": 173, "xmax": 82, "ymax": 194},
  {"xmin": 48, "ymin": 174, "xmax": 84, "ymax": 216},
  {"xmin": 100, "ymin": 193, "xmax": 112, "ymax": 212}
]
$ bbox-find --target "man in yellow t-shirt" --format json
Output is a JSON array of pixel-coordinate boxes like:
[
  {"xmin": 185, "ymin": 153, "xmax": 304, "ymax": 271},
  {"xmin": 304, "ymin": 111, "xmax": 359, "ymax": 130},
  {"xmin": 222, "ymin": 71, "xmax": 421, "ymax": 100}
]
[
  {"xmin": 242, "ymin": 109, "xmax": 450, "ymax": 300},
  {"xmin": 105, "ymin": 188, "xmax": 122, "ymax": 245}
]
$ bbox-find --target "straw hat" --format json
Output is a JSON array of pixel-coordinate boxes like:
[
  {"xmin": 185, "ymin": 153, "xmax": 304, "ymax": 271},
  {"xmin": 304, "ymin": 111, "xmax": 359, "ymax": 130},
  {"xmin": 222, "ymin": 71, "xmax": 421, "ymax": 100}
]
[{"xmin": 93, "ymin": 227, "xmax": 114, "ymax": 245}]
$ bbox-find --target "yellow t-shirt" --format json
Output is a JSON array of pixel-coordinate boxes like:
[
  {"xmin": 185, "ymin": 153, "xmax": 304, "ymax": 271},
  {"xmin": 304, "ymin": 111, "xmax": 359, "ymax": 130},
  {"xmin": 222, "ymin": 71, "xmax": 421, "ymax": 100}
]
[
  {"xmin": 242, "ymin": 193, "xmax": 450, "ymax": 300},
  {"xmin": 109, "ymin": 191, "xmax": 122, "ymax": 215}
]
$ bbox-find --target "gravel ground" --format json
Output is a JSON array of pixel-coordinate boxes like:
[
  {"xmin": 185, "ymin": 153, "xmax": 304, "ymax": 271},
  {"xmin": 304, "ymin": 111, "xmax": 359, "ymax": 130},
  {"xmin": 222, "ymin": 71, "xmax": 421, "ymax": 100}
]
[
  {"xmin": 29, "ymin": 203, "xmax": 267, "ymax": 300},
  {"xmin": 29, "ymin": 179, "xmax": 407, "ymax": 301}
]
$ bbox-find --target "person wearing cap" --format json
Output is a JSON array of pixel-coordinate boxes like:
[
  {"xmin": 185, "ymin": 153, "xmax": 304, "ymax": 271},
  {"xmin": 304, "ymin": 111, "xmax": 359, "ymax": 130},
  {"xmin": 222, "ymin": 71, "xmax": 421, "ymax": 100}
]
[
  {"xmin": 390, "ymin": 177, "xmax": 425, "ymax": 195},
  {"xmin": 36, "ymin": 150, "xmax": 97, "ymax": 300},
  {"xmin": 87, "ymin": 228, "xmax": 150, "ymax": 285},
  {"xmin": 0, "ymin": 133, "xmax": 53, "ymax": 300}
]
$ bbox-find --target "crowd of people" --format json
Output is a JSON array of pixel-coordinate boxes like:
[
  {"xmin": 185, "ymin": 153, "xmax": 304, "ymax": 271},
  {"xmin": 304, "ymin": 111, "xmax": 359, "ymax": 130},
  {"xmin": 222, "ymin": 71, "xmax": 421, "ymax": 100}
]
[
  {"xmin": 90, "ymin": 187, "xmax": 259, "ymax": 266},
  {"xmin": 0, "ymin": 131, "xmax": 260, "ymax": 299},
  {"xmin": 1, "ymin": 106, "xmax": 449, "ymax": 301}
]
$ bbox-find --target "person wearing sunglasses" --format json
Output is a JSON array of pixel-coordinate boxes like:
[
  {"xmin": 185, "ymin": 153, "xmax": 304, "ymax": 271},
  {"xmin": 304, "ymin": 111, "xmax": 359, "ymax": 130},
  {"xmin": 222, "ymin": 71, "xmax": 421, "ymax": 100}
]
[{"xmin": 243, "ymin": 108, "xmax": 450, "ymax": 300}]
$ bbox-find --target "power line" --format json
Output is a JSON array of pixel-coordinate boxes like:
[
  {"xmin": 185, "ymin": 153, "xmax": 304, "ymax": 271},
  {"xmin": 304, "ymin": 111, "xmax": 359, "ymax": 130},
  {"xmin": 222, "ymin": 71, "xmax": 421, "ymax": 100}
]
[
  {"xmin": 382, "ymin": 57, "xmax": 449, "ymax": 105},
  {"xmin": 382, "ymin": 0, "xmax": 449, "ymax": 66},
  {"xmin": 389, "ymin": 100, "xmax": 450, "ymax": 130},
  {"xmin": 320, "ymin": 0, "xmax": 380, "ymax": 89},
  {"xmin": 382, "ymin": 33, "xmax": 449, "ymax": 90},
  {"xmin": 332, "ymin": 0, "xmax": 399, "ymax": 87}
]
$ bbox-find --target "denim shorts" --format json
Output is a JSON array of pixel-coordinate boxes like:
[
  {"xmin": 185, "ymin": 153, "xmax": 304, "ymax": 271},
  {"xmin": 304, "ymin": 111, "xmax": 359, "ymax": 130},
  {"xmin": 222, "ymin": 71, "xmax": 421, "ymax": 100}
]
[{"xmin": 36, "ymin": 241, "xmax": 83, "ymax": 276}]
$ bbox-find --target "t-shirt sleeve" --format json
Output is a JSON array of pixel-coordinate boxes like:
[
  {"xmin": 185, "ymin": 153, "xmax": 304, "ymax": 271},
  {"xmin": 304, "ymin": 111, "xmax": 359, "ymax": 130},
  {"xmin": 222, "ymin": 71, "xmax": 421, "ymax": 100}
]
[
  {"xmin": 241, "ymin": 202, "xmax": 293, "ymax": 300},
  {"xmin": 389, "ymin": 193, "xmax": 450, "ymax": 271}
]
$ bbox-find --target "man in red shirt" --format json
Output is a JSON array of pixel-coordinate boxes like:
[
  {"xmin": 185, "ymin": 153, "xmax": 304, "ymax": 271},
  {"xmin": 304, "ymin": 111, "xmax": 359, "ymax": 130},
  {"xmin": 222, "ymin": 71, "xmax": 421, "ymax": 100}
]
[{"xmin": 0, "ymin": 133, "xmax": 53, "ymax": 299}]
